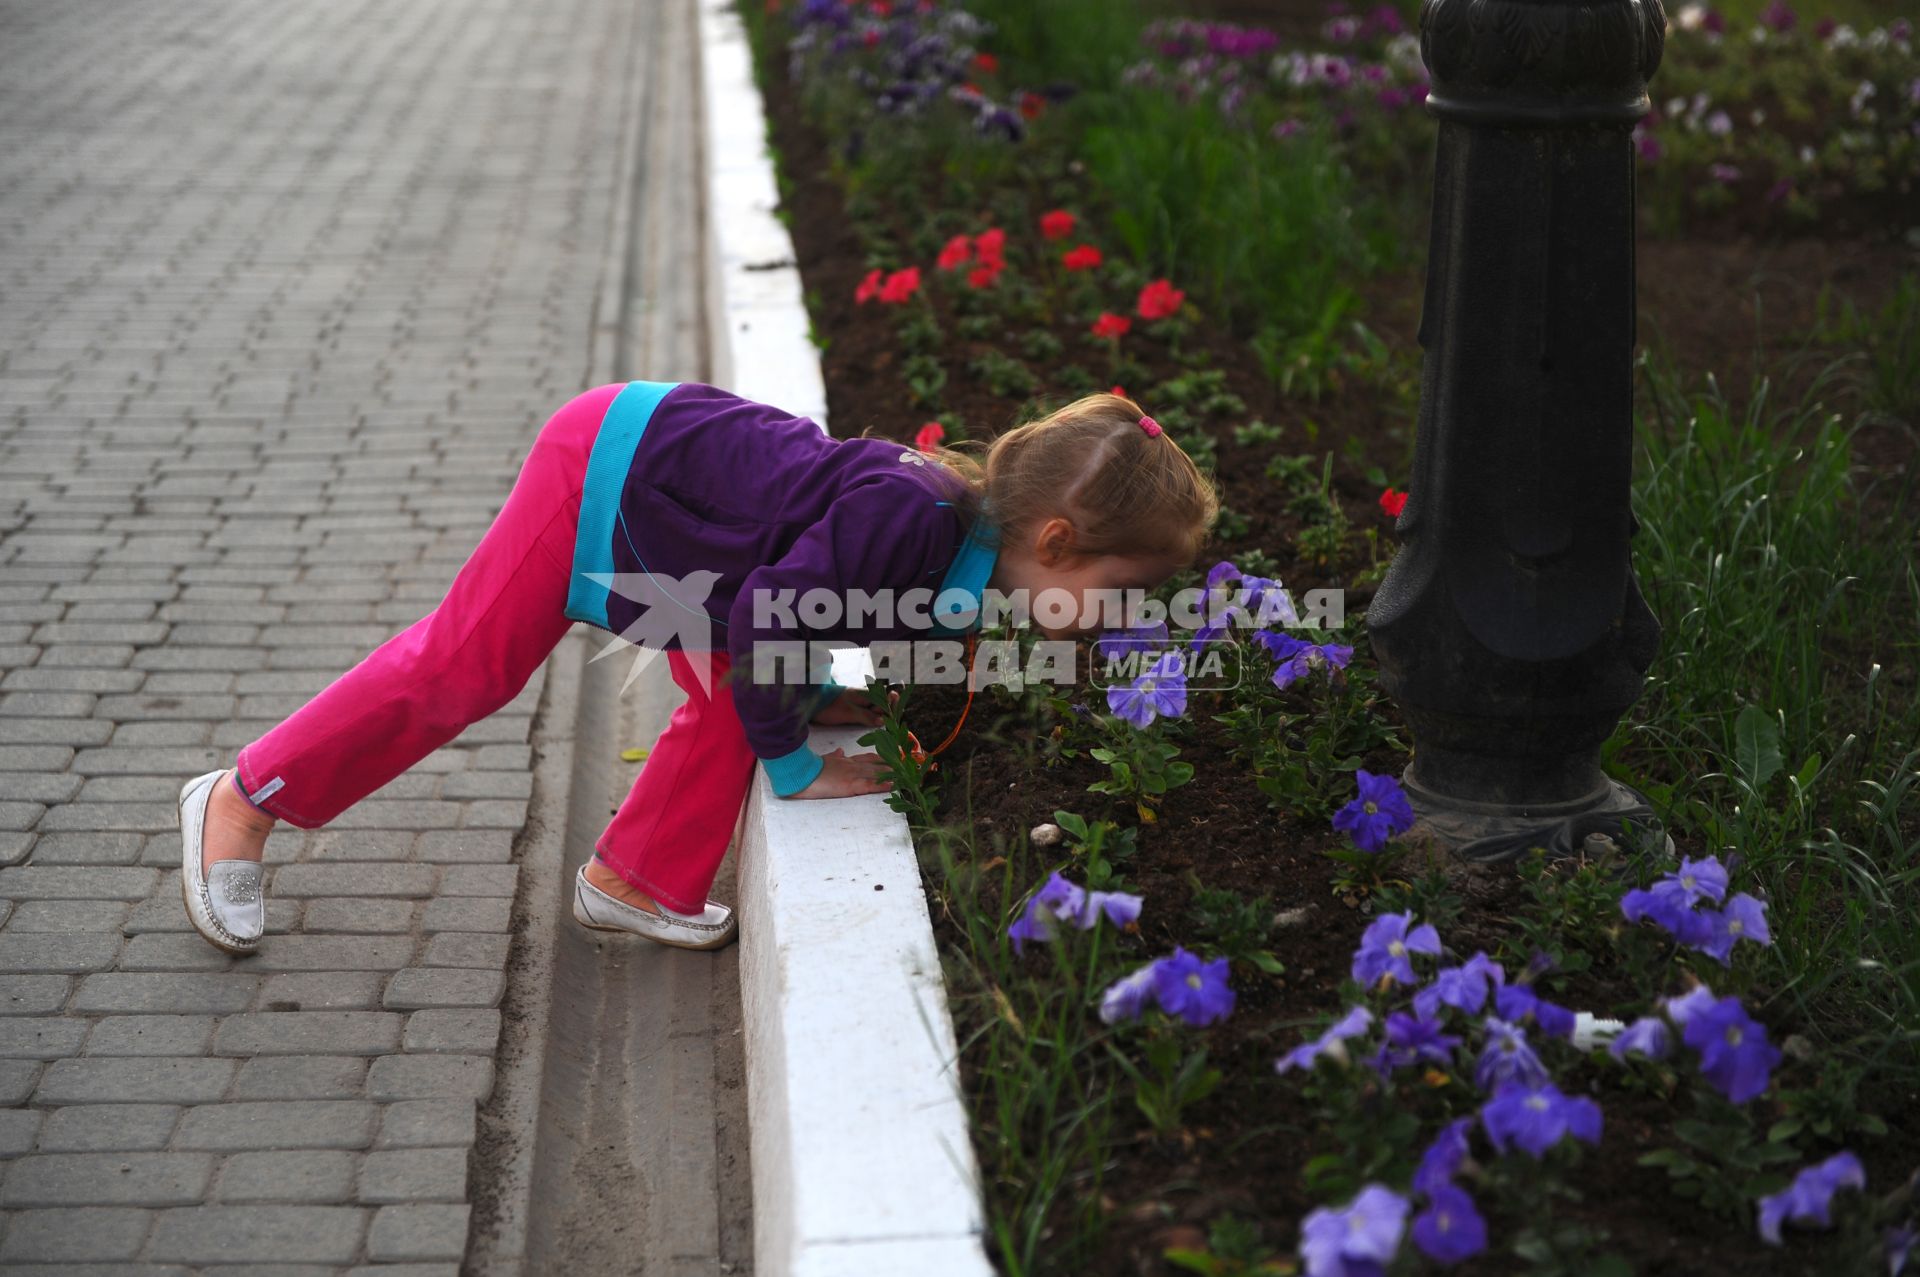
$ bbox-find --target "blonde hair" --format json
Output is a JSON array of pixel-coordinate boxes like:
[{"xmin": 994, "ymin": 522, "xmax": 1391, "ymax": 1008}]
[{"xmin": 881, "ymin": 393, "xmax": 1219, "ymax": 564}]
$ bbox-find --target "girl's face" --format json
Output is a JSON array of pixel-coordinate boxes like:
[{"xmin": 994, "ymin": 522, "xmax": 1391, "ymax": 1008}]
[{"xmin": 988, "ymin": 516, "xmax": 1190, "ymax": 641}]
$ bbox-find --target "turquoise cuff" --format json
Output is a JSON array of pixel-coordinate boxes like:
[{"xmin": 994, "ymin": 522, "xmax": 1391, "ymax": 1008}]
[
  {"xmin": 762, "ymin": 743, "xmax": 825, "ymax": 797},
  {"xmin": 808, "ymin": 679, "xmax": 845, "ymax": 719}
]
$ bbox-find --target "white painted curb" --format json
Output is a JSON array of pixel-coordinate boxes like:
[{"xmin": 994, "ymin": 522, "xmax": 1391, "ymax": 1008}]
[{"xmin": 695, "ymin": 3, "xmax": 997, "ymax": 1275}]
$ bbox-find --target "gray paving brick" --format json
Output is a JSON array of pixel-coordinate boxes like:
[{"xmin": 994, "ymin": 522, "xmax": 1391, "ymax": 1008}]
[
  {"xmin": 375, "ymin": 1100, "xmax": 475, "ymax": 1150},
  {"xmin": 0, "ymin": 1153, "xmax": 214, "ymax": 1206},
  {"xmin": 84, "ymin": 1016, "xmax": 217, "ymax": 1057},
  {"xmin": 256, "ymin": 972, "xmax": 386, "ymax": 1012},
  {"xmin": 0, "ymin": 719, "xmax": 114, "ymax": 747},
  {"xmin": 302, "ymin": 898, "xmax": 416, "ymax": 933},
  {"xmin": 356, "ymin": 1147, "xmax": 469, "ymax": 1205},
  {"xmin": 440, "ymin": 771, "xmax": 532, "ymax": 800},
  {"xmin": 0, "ymin": 933, "xmax": 121, "ymax": 973},
  {"xmin": 0, "ymin": 833, "xmax": 30, "ymax": 867},
  {"xmin": 120, "ymin": 933, "xmax": 242, "ymax": 972},
  {"xmin": 213, "ymin": 1012, "xmax": 404, "ymax": 1057},
  {"xmin": 366, "ymin": 1202, "xmax": 471, "ymax": 1262},
  {"xmin": 0, "ymin": 867, "xmax": 158, "ymax": 899},
  {"xmin": 0, "ymin": 800, "xmax": 47, "ymax": 830},
  {"xmin": 0, "ymin": 1106, "xmax": 43, "ymax": 1157},
  {"xmin": 32, "ymin": 802, "xmax": 175, "ymax": 834},
  {"xmin": 35, "ymin": 1105, "xmax": 182, "ymax": 1153},
  {"xmin": 247, "ymin": 936, "xmax": 415, "ymax": 972},
  {"xmin": 436, "ymin": 864, "xmax": 519, "ymax": 897},
  {"xmin": 232, "ymin": 1055, "xmax": 369, "ymax": 1101},
  {"xmin": 175, "ymin": 1101, "xmax": 377, "ymax": 1151},
  {"xmin": 270, "ymin": 864, "xmax": 436, "ymax": 899},
  {"xmin": 412, "ymin": 829, "xmax": 513, "ymax": 864},
  {"xmin": 0, "ymin": 976, "xmax": 70, "ymax": 1016},
  {"xmin": 0, "ymin": 1059, "xmax": 42, "ymax": 1104},
  {"xmin": 0, "ymin": 1206, "xmax": 155, "ymax": 1262},
  {"xmin": 346, "ymin": 1265, "xmax": 461, "ymax": 1277},
  {"xmin": 419, "ymin": 933, "xmax": 510, "ymax": 970},
  {"xmin": 146, "ymin": 1205, "xmax": 367, "ymax": 1264},
  {"xmin": 0, "ymin": 1018, "xmax": 88, "ymax": 1059},
  {"xmin": 366, "ymin": 1054, "xmax": 493, "ymax": 1103},
  {"xmin": 0, "ymin": 746, "xmax": 74, "ymax": 772},
  {"xmin": 305, "ymin": 828, "xmax": 418, "ymax": 863},
  {"xmin": 4, "ymin": 900, "xmax": 131, "ymax": 931},
  {"xmin": 418, "ymin": 897, "xmax": 511, "ymax": 933},
  {"xmin": 383, "ymin": 969, "xmax": 503, "ymax": 1011},
  {"xmin": 17, "ymin": 831, "xmax": 144, "ymax": 865},
  {"xmin": 401, "ymin": 1010, "xmax": 501, "ymax": 1057},
  {"xmin": 214, "ymin": 1150, "xmax": 358, "ymax": 1204},
  {"xmin": 72, "ymin": 973, "xmax": 258, "ymax": 1015},
  {"xmin": 35, "ymin": 1056, "xmax": 236, "ymax": 1105},
  {"xmin": 0, "ymin": 774, "xmax": 84, "ymax": 805}
]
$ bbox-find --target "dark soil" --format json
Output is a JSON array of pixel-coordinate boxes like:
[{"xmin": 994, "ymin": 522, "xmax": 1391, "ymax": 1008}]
[{"xmin": 749, "ymin": 6, "xmax": 1919, "ymax": 1273}]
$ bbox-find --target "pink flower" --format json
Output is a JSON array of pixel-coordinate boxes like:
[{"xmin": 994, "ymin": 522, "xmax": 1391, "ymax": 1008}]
[
  {"xmin": 1062, "ymin": 244, "xmax": 1103, "ymax": 272},
  {"xmin": 1039, "ymin": 209, "xmax": 1076, "ymax": 240},
  {"xmin": 1380, "ymin": 488, "xmax": 1408, "ymax": 518},
  {"xmin": 1091, "ymin": 312, "xmax": 1131, "ymax": 340},
  {"xmin": 1136, "ymin": 279, "xmax": 1186, "ymax": 320},
  {"xmin": 915, "ymin": 422, "xmax": 946, "ymax": 452},
  {"xmin": 936, "ymin": 235, "xmax": 972, "ymax": 271},
  {"xmin": 854, "ymin": 269, "xmax": 884, "ymax": 304},
  {"xmin": 878, "ymin": 266, "xmax": 921, "ymax": 304}
]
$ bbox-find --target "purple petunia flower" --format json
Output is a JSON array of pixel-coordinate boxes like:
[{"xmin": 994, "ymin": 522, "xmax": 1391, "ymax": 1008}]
[
  {"xmin": 1268, "ymin": 637, "xmax": 1355, "ymax": 690},
  {"xmin": 1662, "ymin": 983, "xmax": 1719, "ymax": 1028},
  {"xmin": 1683, "ymin": 994, "xmax": 1782, "ymax": 1104},
  {"xmin": 1351, "ymin": 912, "xmax": 1441, "ymax": 987},
  {"xmin": 1412, "ymin": 1183, "xmax": 1488, "ymax": 1266},
  {"xmin": 1885, "ymin": 1222, "xmax": 1915, "ymax": 1276},
  {"xmin": 1413, "ymin": 952, "xmax": 1506, "ymax": 1020},
  {"xmin": 1413, "ymin": 1117, "xmax": 1475, "ymax": 1195},
  {"xmin": 1276, "ymin": 1004, "xmax": 1375, "ymax": 1075},
  {"xmin": 1757, "ymin": 1151, "xmax": 1866, "ymax": 1244},
  {"xmin": 1493, "ymin": 984, "xmax": 1577, "ymax": 1041},
  {"xmin": 1620, "ymin": 882, "xmax": 1715, "ymax": 947},
  {"xmin": 1098, "ymin": 961, "xmax": 1160, "ymax": 1025},
  {"xmin": 1480, "ymin": 1080, "xmax": 1603, "ymax": 1159},
  {"xmin": 1106, "ymin": 650, "xmax": 1187, "ymax": 728},
  {"xmin": 1608, "ymin": 1016, "xmax": 1673, "ymax": 1061},
  {"xmin": 1007, "ymin": 871, "xmax": 1143, "ymax": 954},
  {"xmin": 1697, "ymin": 891, "xmax": 1772, "ymax": 965},
  {"xmin": 1333, "ymin": 771, "xmax": 1417, "ymax": 853},
  {"xmin": 1474, "ymin": 1017, "xmax": 1550, "ymax": 1093},
  {"xmin": 1152, "ymin": 945, "xmax": 1236, "ymax": 1027},
  {"xmin": 1300, "ymin": 1184, "xmax": 1408, "ymax": 1277},
  {"xmin": 1371, "ymin": 1011, "xmax": 1462, "ymax": 1076},
  {"xmin": 1669, "ymin": 855, "xmax": 1730, "ymax": 905}
]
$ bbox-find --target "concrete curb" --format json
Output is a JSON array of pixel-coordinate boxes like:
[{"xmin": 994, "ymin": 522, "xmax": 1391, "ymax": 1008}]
[{"xmin": 695, "ymin": 3, "xmax": 996, "ymax": 1274}]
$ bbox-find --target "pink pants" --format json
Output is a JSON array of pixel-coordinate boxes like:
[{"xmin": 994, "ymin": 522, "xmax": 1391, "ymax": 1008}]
[{"xmin": 234, "ymin": 384, "xmax": 760, "ymax": 913}]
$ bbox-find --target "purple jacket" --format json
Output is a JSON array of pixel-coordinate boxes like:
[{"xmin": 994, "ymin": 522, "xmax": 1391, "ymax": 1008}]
[{"xmin": 563, "ymin": 380, "xmax": 996, "ymax": 796}]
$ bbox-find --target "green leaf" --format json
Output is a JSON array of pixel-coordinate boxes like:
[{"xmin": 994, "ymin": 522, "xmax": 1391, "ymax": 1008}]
[
  {"xmin": 619, "ymin": 746, "xmax": 650, "ymax": 762},
  {"xmin": 1249, "ymin": 951, "xmax": 1286, "ymax": 975},
  {"xmin": 1734, "ymin": 704, "xmax": 1783, "ymax": 792},
  {"xmin": 1054, "ymin": 810, "xmax": 1089, "ymax": 839},
  {"xmin": 1767, "ymin": 1118, "xmax": 1803, "ymax": 1144},
  {"xmin": 1858, "ymin": 1114, "xmax": 1888, "ymax": 1136}
]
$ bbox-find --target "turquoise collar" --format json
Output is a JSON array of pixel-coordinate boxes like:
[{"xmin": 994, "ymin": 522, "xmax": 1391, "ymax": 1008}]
[{"xmin": 930, "ymin": 519, "xmax": 999, "ymax": 635}]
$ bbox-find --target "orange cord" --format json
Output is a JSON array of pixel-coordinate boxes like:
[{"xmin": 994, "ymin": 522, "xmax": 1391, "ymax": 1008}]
[{"xmin": 908, "ymin": 633, "xmax": 979, "ymax": 771}]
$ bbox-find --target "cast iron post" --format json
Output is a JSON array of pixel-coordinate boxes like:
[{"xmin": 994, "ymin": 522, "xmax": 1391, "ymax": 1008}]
[{"xmin": 1367, "ymin": 0, "xmax": 1668, "ymax": 860}]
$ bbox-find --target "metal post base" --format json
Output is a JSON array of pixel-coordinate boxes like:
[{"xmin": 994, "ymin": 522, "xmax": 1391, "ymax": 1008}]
[{"xmin": 1400, "ymin": 770, "xmax": 1671, "ymax": 863}]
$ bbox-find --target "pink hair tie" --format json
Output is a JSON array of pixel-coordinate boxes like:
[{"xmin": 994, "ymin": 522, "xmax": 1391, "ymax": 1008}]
[{"xmin": 1138, "ymin": 415, "xmax": 1162, "ymax": 437}]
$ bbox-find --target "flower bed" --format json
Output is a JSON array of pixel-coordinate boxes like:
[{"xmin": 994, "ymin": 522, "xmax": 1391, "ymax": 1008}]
[{"xmin": 740, "ymin": 0, "xmax": 1920, "ymax": 1272}]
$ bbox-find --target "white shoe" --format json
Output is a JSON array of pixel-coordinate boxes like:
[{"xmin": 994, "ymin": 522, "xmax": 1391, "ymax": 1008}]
[
  {"xmin": 178, "ymin": 769, "xmax": 265, "ymax": 955},
  {"xmin": 572, "ymin": 866, "xmax": 737, "ymax": 951}
]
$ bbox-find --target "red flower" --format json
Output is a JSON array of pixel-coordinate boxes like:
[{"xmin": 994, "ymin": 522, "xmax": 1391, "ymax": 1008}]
[
  {"xmin": 1091, "ymin": 312, "xmax": 1131, "ymax": 340},
  {"xmin": 1110, "ymin": 384, "xmax": 1127, "ymax": 398},
  {"xmin": 973, "ymin": 227, "xmax": 1006, "ymax": 268},
  {"xmin": 1061, "ymin": 244, "xmax": 1103, "ymax": 272},
  {"xmin": 915, "ymin": 422, "xmax": 946, "ymax": 453},
  {"xmin": 972, "ymin": 51, "xmax": 999, "ymax": 74},
  {"xmin": 764, "ymin": 0, "xmax": 782, "ymax": 12},
  {"xmin": 861, "ymin": 28, "xmax": 881, "ymax": 47},
  {"xmin": 1019, "ymin": 92, "xmax": 1046, "ymax": 120},
  {"xmin": 1040, "ymin": 209, "xmax": 1076, "ymax": 240},
  {"xmin": 1379, "ymin": 488, "xmax": 1408, "ymax": 518},
  {"xmin": 966, "ymin": 262, "xmax": 1002, "ymax": 289},
  {"xmin": 936, "ymin": 234, "xmax": 973, "ymax": 271},
  {"xmin": 869, "ymin": 0, "xmax": 892, "ymax": 14},
  {"xmin": 879, "ymin": 266, "xmax": 921, "ymax": 304},
  {"xmin": 961, "ymin": 81, "xmax": 983, "ymax": 94},
  {"xmin": 855, "ymin": 268, "xmax": 885, "ymax": 304},
  {"xmin": 1136, "ymin": 279, "xmax": 1185, "ymax": 320}
]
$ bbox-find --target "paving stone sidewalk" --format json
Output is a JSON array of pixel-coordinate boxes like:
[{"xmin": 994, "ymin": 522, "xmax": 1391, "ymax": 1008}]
[{"xmin": 0, "ymin": 0, "xmax": 658, "ymax": 1268}]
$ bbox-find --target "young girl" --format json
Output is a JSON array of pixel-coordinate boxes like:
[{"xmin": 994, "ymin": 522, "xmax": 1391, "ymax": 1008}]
[{"xmin": 178, "ymin": 383, "xmax": 1217, "ymax": 954}]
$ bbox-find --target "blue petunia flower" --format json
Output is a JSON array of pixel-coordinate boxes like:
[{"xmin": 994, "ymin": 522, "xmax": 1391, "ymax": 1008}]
[
  {"xmin": 1474, "ymin": 1017, "xmax": 1550, "ymax": 1093},
  {"xmin": 1412, "ymin": 1117, "xmax": 1475, "ymax": 1195},
  {"xmin": 1105, "ymin": 650, "xmax": 1187, "ymax": 728},
  {"xmin": 1757, "ymin": 1151, "xmax": 1867, "ymax": 1245},
  {"xmin": 1493, "ymin": 984, "xmax": 1577, "ymax": 1041},
  {"xmin": 1371, "ymin": 1011, "xmax": 1462, "ymax": 1077},
  {"xmin": 1275, "ymin": 1004, "xmax": 1375, "ymax": 1075},
  {"xmin": 1350, "ymin": 911, "xmax": 1441, "ymax": 987},
  {"xmin": 1697, "ymin": 891, "xmax": 1772, "ymax": 965},
  {"xmin": 1413, "ymin": 952, "xmax": 1506, "ymax": 1020},
  {"xmin": 1333, "ymin": 770, "xmax": 1417, "ymax": 853},
  {"xmin": 1411, "ymin": 1182, "xmax": 1488, "ymax": 1266},
  {"xmin": 1300, "ymin": 1184, "xmax": 1408, "ymax": 1277},
  {"xmin": 1608, "ymin": 1016, "xmax": 1672, "ymax": 1061},
  {"xmin": 1480, "ymin": 1080, "xmax": 1603, "ymax": 1159},
  {"xmin": 1152, "ymin": 945, "xmax": 1236, "ymax": 1027},
  {"xmin": 1098, "ymin": 961, "xmax": 1160, "ymax": 1026},
  {"xmin": 1683, "ymin": 994, "xmax": 1782, "ymax": 1104}
]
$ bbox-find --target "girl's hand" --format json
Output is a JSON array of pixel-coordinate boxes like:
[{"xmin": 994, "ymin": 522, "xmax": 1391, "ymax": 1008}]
[
  {"xmin": 787, "ymin": 747, "xmax": 893, "ymax": 799},
  {"xmin": 809, "ymin": 686, "xmax": 899, "ymax": 727}
]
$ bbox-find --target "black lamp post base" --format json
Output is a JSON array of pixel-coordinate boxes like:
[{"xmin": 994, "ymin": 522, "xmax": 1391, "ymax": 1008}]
[{"xmin": 1400, "ymin": 769, "xmax": 1670, "ymax": 863}]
